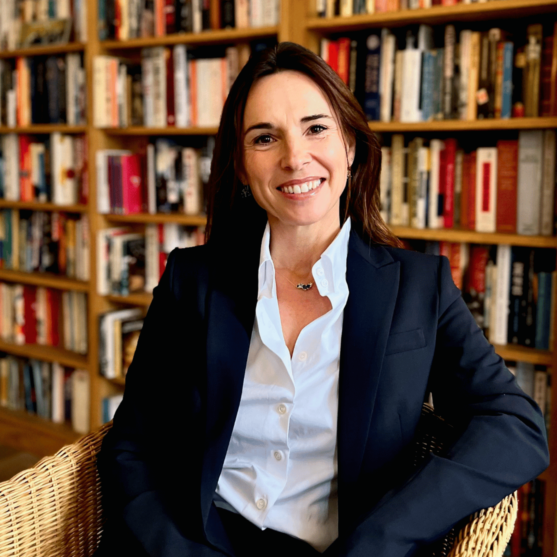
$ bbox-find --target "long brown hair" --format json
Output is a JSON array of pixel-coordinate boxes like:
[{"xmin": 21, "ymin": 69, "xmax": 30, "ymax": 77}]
[{"xmin": 205, "ymin": 41, "xmax": 403, "ymax": 249}]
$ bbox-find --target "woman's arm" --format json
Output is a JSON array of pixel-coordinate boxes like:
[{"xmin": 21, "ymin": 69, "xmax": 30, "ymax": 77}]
[{"xmin": 329, "ymin": 256, "xmax": 549, "ymax": 557}]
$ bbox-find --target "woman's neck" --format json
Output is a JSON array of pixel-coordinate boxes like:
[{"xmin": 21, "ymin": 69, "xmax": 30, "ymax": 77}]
[{"xmin": 268, "ymin": 214, "xmax": 342, "ymax": 277}]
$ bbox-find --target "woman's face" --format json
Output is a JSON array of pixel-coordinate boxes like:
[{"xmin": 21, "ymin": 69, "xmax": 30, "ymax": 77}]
[{"xmin": 242, "ymin": 71, "xmax": 354, "ymax": 231}]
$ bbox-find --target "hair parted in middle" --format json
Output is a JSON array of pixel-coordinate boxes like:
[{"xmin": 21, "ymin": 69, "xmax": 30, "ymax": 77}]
[{"xmin": 205, "ymin": 41, "xmax": 403, "ymax": 250}]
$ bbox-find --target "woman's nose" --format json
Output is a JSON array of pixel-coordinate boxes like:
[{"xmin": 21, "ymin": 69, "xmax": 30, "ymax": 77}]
[{"xmin": 280, "ymin": 137, "xmax": 311, "ymax": 171}]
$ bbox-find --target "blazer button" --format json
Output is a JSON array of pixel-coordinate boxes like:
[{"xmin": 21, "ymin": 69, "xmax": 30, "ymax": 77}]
[
  {"xmin": 278, "ymin": 404, "xmax": 287, "ymax": 415},
  {"xmin": 256, "ymin": 499, "xmax": 267, "ymax": 510}
]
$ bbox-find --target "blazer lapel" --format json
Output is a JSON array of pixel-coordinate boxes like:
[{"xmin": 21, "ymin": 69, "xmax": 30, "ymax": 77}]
[{"xmin": 337, "ymin": 231, "xmax": 400, "ymax": 520}]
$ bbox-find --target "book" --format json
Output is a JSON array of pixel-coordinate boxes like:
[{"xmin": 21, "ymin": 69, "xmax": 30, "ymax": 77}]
[{"xmin": 517, "ymin": 130, "xmax": 543, "ymax": 236}]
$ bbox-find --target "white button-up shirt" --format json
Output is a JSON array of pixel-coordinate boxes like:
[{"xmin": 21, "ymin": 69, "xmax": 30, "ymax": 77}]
[{"xmin": 215, "ymin": 218, "xmax": 351, "ymax": 553}]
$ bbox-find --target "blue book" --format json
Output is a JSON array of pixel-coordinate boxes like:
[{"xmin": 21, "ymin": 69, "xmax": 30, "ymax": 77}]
[
  {"xmin": 501, "ymin": 42, "xmax": 514, "ymax": 119},
  {"xmin": 31, "ymin": 360, "xmax": 46, "ymax": 419},
  {"xmin": 432, "ymin": 48, "xmax": 444, "ymax": 120},
  {"xmin": 421, "ymin": 51, "xmax": 435, "ymax": 122},
  {"xmin": 23, "ymin": 363, "xmax": 36, "ymax": 414},
  {"xmin": 98, "ymin": 0, "xmax": 108, "ymax": 40},
  {"xmin": 535, "ymin": 272, "xmax": 552, "ymax": 350},
  {"xmin": 363, "ymin": 32, "xmax": 381, "ymax": 121}
]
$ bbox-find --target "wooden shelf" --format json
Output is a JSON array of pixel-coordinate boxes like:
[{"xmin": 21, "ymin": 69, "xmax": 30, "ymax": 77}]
[
  {"xmin": 105, "ymin": 213, "xmax": 207, "ymax": 226},
  {"xmin": 0, "ymin": 406, "xmax": 80, "ymax": 457},
  {"xmin": 0, "ymin": 125, "xmax": 87, "ymax": 134},
  {"xmin": 369, "ymin": 117, "xmax": 557, "ymax": 133},
  {"xmin": 391, "ymin": 227, "xmax": 557, "ymax": 248},
  {"xmin": 103, "ymin": 126, "xmax": 218, "ymax": 135},
  {"xmin": 495, "ymin": 344, "xmax": 553, "ymax": 366},
  {"xmin": 0, "ymin": 340, "xmax": 88, "ymax": 369},
  {"xmin": 106, "ymin": 293, "xmax": 153, "ymax": 306},
  {"xmin": 0, "ymin": 42, "xmax": 86, "ymax": 59},
  {"xmin": 307, "ymin": 0, "xmax": 557, "ymax": 32},
  {"xmin": 109, "ymin": 377, "xmax": 126, "ymax": 387},
  {"xmin": 100, "ymin": 26, "xmax": 279, "ymax": 50},
  {"xmin": 0, "ymin": 269, "xmax": 90, "ymax": 291},
  {"xmin": 0, "ymin": 200, "xmax": 88, "ymax": 212}
]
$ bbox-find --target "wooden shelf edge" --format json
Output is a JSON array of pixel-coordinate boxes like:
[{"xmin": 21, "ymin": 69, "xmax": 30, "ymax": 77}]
[
  {"xmin": 494, "ymin": 344, "xmax": 553, "ymax": 366},
  {"xmin": 100, "ymin": 26, "xmax": 279, "ymax": 49},
  {"xmin": 0, "ymin": 341, "xmax": 89, "ymax": 369},
  {"xmin": 0, "ymin": 42, "xmax": 86, "ymax": 59},
  {"xmin": 0, "ymin": 406, "xmax": 80, "ymax": 457},
  {"xmin": 0, "ymin": 269, "xmax": 90, "ymax": 291},
  {"xmin": 104, "ymin": 213, "xmax": 207, "ymax": 225},
  {"xmin": 307, "ymin": 0, "xmax": 557, "ymax": 30},
  {"xmin": 369, "ymin": 117, "xmax": 557, "ymax": 132},
  {"xmin": 0, "ymin": 200, "xmax": 88, "ymax": 212},
  {"xmin": 102, "ymin": 126, "xmax": 218, "ymax": 135},
  {"xmin": 391, "ymin": 227, "xmax": 557, "ymax": 248},
  {"xmin": 0, "ymin": 125, "xmax": 87, "ymax": 134}
]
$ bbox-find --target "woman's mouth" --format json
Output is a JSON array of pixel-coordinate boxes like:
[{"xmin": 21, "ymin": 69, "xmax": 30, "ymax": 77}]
[{"xmin": 277, "ymin": 178, "xmax": 325, "ymax": 195}]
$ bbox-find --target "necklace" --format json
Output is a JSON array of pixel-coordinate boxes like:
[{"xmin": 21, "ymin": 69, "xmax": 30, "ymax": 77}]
[{"xmin": 280, "ymin": 271, "xmax": 314, "ymax": 291}]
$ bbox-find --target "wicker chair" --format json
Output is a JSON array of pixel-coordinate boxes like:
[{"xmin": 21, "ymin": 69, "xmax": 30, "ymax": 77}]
[{"xmin": 0, "ymin": 422, "xmax": 517, "ymax": 557}]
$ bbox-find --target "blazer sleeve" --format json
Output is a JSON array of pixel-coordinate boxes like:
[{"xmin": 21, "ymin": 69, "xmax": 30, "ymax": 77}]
[
  {"xmin": 331, "ymin": 255, "xmax": 549, "ymax": 557},
  {"xmin": 96, "ymin": 249, "xmax": 224, "ymax": 557}
]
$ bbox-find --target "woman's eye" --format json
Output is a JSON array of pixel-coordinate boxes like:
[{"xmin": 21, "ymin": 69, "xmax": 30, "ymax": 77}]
[
  {"xmin": 254, "ymin": 134, "xmax": 273, "ymax": 145},
  {"xmin": 308, "ymin": 124, "xmax": 327, "ymax": 134}
]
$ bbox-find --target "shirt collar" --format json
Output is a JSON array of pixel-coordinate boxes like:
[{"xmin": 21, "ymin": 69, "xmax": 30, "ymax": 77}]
[{"xmin": 257, "ymin": 218, "xmax": 352, "ymax": 299}]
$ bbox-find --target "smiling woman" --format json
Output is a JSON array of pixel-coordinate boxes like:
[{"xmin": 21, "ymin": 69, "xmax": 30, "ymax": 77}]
[{"xmin": 94, "ymin": 43, "xmax": 549, "ymax": 557}]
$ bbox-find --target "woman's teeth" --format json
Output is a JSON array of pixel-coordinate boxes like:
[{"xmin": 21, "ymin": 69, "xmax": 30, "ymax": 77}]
[{"xmin": 279, "ymin": 179, "xmax": 322, "ymax": 194}]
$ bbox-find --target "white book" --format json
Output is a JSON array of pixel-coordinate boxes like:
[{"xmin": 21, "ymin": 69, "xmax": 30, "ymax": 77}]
[
  {"xmin": 262, "ymin": 0, "xmax": 279, "ymax": 25},
  {"xmin": 104, "ymin": 394, "xmax": 124, "ymax": 423},
  {"xmin": 53, "ymin": 134, "xmax": 76, "ymax": 205},
  {"xmin": 379, "ymin": 147, "xmax": 391, "ymax": 224},
  {"xmin": 235, "ymin": 0, "xmax": 249, "ymax": 28},
  {"xmin": 66, "ymin": 54, "xmax": 78, "ymax": 126},
  {"xmin": 458, "ymin": 30, "xmax": 472, "ymax": 120},
  {"xmin": 250, "ymin": 0, "xmax": 263, "ymax": 27},
  {"xmin": 196, "ymin": 60, "xmax": 212, "ymax": 127},
  {"xmin": 493, "ymin": 244, "xmax": 511, "ymax": 345},
  {"xmin": 71, "ymin": 370, "xmax": 90, "ymax": 434},
  {"xmin": 475, "ymin": 147, "xmax": 497, "ymax": 233},
  {"xmin": 183, "ymin": 148, "xmax": 201, "ymax": 215},
  {"xmin": 3, "ymin": 134, "xmax": 19, "ymax": 200},
  {"xmin": 225, "ymin": 46, "xmax": 239, "ymax": 94},
  {"xmin": 151, "ymin": 47, "xmax": 167, "ymax": 128},
  {"xmin": 174, "ymin": 45, "xmax": 189, "ymax": 128},
  {"xmin": 380, "ymin": 29, "xmax": 395, "ymax": 123},
  {"xmin": 320, "ymin": 38, "xmax": 330, "ymax": 63},
  {"xmin": 95, "ymin": 149, "xmax": 131, "ymax": 214},
  {"xmin": 366, "ymin": 0, "xmax": 375, "ymax": 11},
  {"xmin": 117, "ymin": 61, "xmax": 128, "ymax": 127},
  {"xmin": 163, "ymin": 223, "xmax": 180, "ymax": 253},
  {"xmin": 57, "ymin": 0, "xmax": 70, "ymax": 17},
  {"xmin": 145, "ymin": 224, "xmax": 160, "ymax": 293},
  {"xmin": 119, "ymin": 0, "xmax": 129, "ymax": 40},
  {"xmin": 147, "ymin": 144, "xmax": 157, "ymax": 213},
  {"xmin": 7, "ymin": 88, "xmax": 16, "ymax": 127},
  {"xmin": 93, "ymin": 56, "xmax": 108, "ymax": 128},
  {"xmin": 540, "ymin": 129, "xmax": 555, "ymax": 236},
  {"xmin": 428, "ymin": 139, "xmax": 443, "ymax": 229},
  {"xmin": 400, "ymin": 47, "xmax": 422, "ymax": 122},
  {"xmin": 141, "ymin": 49, "xmax": 154, "ymax": 127},
  {"xmin": 340, "ymin": 0, "xmax": 352, "ymax": 16},
  {"xmin": 51, "ymin": 363, "xmax": 65, "ymax": 424},
  {"xmin": 517, "ymin": 130, "xmax": 543, "ymax": 236},
  {"xmin": 192, "ymin": 0, "xmax": 202, "ymax": 33},
  {"xmin": 97, "ymin": 227, "xmax": 129, "ymax": 295},
  {"xmin": 416, "ymin": 146, "xmax": 429, "ymax": 229},
  {"xmin": 390, "ymin": 134, "xmax": 405, "ymax": 226}
]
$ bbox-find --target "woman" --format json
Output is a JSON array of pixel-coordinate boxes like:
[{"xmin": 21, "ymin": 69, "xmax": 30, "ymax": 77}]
[{"xmin": 95, "ymin": 42, "xmax": 549, "ymax": 557}]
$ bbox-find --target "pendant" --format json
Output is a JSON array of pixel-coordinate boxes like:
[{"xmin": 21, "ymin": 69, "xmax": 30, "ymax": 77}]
[{"xmin": 296, "ymin": 283, "xmax": 313, "ymax": 291}]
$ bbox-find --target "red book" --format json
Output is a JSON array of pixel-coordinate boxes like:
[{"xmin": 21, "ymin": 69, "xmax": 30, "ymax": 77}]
[
  {"xmin": 468, "ymin": 151, "xmax": 477, "ymax": 230},
  {"xmin": 328, "ymin": 40, "xmax": 339, "ymax": 75},
  {"xmin": 460, "ymin": 153, "xmax": 471, "ymax": 229},
  {"xmin": 114, "ymin": 0, "xmax": 122, "ymax": 39},
  {"xmin": 18, "ymin": 135, "xmax": 32, "ymax": 201},
  {"xmin": 337, "ymin": 38, "xmax": 350, "ymax": 85},
  {"xmin": 164, "ymin": 0, "xmax": 176, "ymax": 34},
  {"xmin": 158, "ymin": 224, "xmax": 168, "ymax": 280},
  {"xmin": 189, "ymin": 59, "xmax": 198, "ymax": 126},
  {"xmin": 51, "ymin": 289, "xmax": 61, "ymax": 347},
  {"xmin": 23, "ymin": 286, "xmax": 37, "ymax": 344},
  {"xmin": 443, "ymin": 138, "xmax": 457, "ymax": 229},
  {"xmin": 540, "ymin": 34, "xmax": 554, "ymax": 117},
  {"xmin": 466, "ymin": 245, "xmax": 489, "ymax": 297},
  {"xmin": 165, "ymin": 48, "xmax": 176, "ymax": 126},
  {"xmin": 438, "ymin": 144, "xmax": 447, "ymax": 228},
  {"xmin": 121, "ymin": 154, "xmax": 143, "ymax": 214},
  {"xmin": 496, "ymin": 140, "xmax": 518, "ymax": 233}
]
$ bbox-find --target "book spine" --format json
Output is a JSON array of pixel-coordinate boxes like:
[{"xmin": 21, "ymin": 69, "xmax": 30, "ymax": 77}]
[
  {"xmin": 475, "ymin": 147, "xmax": 497, "ymax": 233},
  {"xmin": 501, "ymin": 42, "xmax": 514, "ymax": 119},
  {"xmin": 496, "ymin": 140, "xmax": 518, "ymax": 234},
  {"xmin": 540, "ymin": 129, "xmax": 556, "ymax": 236},
  {"xmin": 363, "ymin": 32, "xmax": 381, "ymax": 121},
  {"xmin": 442, "ymin": 138, "xmax": 457, "ymax": 228},
  {"xmin": 517, "ymin": 130, "xmax": 543, "ymax": 236}
]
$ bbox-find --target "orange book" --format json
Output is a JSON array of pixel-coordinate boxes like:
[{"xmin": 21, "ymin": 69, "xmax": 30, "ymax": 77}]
[
  {"xmin": 496, "ymin": 140, "xmax": 518, "ymax": 233},
  {"xmin": 468, "ymin": 151, "xmax": 477, "ymax": 230},
  {"xmin": 460, "ymin": 153, "xmax": 471, "ymax": 229},
  {"xmin": 110, "ymin": 58, "xmax": 119, "ymax": 127},
  {"xmin": 337, "ymin": 38, "xmax": 350, "ymax": 86},
  {"xmin": 155, "ymin": 0, "xmax": 165, "ymax": 37},
  {"xmin": 375, "ymin": 0, "xmax": 388, "ymax": 12},
  {"xmin": 189, "ymin": 59, "xmax": 198, "ymax": 127},
  {"xmin": 18, "ymin": 135, "xmax": 32, "ymax": 201},
  {"xmin": 16, "ymin": 58, "xmax": 30, "ymax": 126},
  {"xmin": 210, "ymin": 0, "xmax": 221, "ymax": 29},
  {"xmin": 386, "ymin": 0, "xmax": 399, "ymax": 10},
  {"xmin": 494, "ymin": 42, "xmax": 504, "ymax": 119}
]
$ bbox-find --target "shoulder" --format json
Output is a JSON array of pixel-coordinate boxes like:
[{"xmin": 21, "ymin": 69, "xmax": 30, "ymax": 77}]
[{"xmin": 165, "ymin": 244, "xmax": 211, "ymax": 298}]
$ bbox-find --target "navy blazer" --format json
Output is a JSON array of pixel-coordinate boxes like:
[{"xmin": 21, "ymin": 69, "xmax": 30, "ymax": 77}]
[{"xmin": 96, "ymin": 225, "xmax": 549, "ymax": 557}]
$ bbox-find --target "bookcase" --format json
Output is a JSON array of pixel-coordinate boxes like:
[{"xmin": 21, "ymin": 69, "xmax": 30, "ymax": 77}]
[{"xmin": 0, "ymin": 0, "xmax": 556, "ymax": 554}]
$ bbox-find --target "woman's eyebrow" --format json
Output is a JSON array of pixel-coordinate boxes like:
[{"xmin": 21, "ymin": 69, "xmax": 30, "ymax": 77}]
[{"xmin": 244, "ymin": 114, "xmax": 332, "ymax": 135}]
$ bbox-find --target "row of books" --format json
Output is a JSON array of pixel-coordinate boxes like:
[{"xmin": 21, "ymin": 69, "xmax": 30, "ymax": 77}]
[
  {"xmin": 0, "ymin": 283, "xmax": 88, "ymax": 354},
  {"xmin": 0, "ymin": 210, "xmax": 90, "ymax": 280},
  {"xmin": 317, "ymin": 0, "xmax": 504, "ymax": 17},
  {"xmin": 324, "ymin": 22, "xmax": 557, "ymax": 122},
  {"xmin": 97, "ymin": 224, "xmax": 205, "ymax": 296},
  {"xmin": 408, "ymin": 241, "xmax": 556, "ymax": 350},
  {"xmin": 0, "ymin": 355, "xmax": 89, "ymax": 433},
  {"xmin": 96, "ymin": 137, "xmax": 213, "ymax": 215},
  {"xmin": 380, "ymin": 130, "xmax": 556, "ymax": 236},
  {"xmin": 0, "ymin": 54, "xmax": 86, "ymax": 126},
  {"xmin": 93, "ymin": 43, "xmax": 263, "ymax": 128},
  {"xmin": 99, "ymin": 307, "xmax": 144, "ymax": 379},
  {"xmin": 0, "ymin": 134, "xmax": 89, "ymax": 205},
  {"xmin": 0, "ymin": 0, "xmax": 88, "ymax": 51},
  {"xmin": 99, "ymin": 0, "xmax": 280, "ymax": 40}
]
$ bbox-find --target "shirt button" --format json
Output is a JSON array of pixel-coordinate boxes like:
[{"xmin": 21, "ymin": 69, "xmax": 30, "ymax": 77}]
[
  {"xmin": 256, "ymin": 498, "xmax": 267, "ymax": 510},
  {"xmin": 273, "ymin": 451, "xmax": 282, "ymax": 461},
  {"xmin": 316, "ymin": 267, "xmax": 324, "ymax": 276},
  {"xmin": 277, "ymin": 404, "xmax": 287, "ymax": 415},
  {"xmin": 298, "ymin": 351, "xmax": 307, "ymax": 361},
  {"xmin": 320, "ymin": 279, "xmax": 328, "ymax": 289}
]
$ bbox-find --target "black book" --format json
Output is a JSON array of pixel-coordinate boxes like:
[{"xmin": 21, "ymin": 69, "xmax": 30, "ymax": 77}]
[
  {"xmin": 176, "ymin": 0, "xmax": 193, "ymax": 32},
  {"xmin": 221, "ymin": 0, "xmax": 235, "ymax": 28}
]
